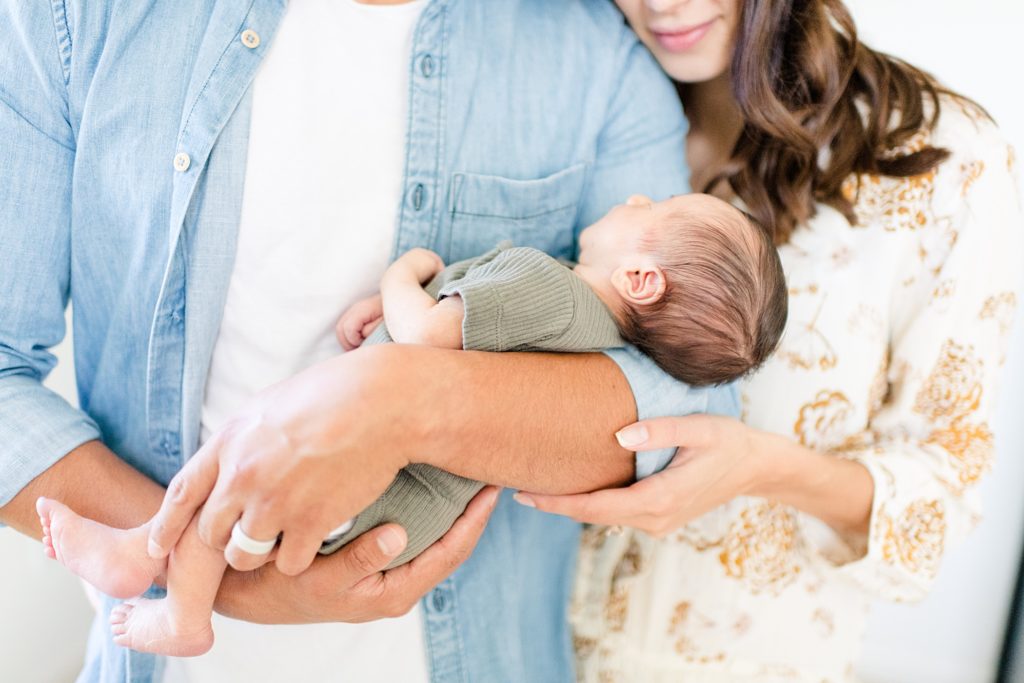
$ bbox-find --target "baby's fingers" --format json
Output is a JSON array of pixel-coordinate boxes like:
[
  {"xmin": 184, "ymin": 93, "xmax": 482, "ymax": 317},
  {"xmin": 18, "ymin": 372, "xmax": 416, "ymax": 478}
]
[
  {"xmin": 361, "ymin": 317, "xmax": 383, "ymax": 340},
  {"xmin": 337, "ymin": 316, "xmax": 364, "ymax": 351}
]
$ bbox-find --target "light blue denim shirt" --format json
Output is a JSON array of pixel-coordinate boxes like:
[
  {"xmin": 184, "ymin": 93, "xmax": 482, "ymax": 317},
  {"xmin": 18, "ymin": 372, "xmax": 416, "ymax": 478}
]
[{"xmin": 0, "ymin": 1, "xmax": 738, "ymax": 681}]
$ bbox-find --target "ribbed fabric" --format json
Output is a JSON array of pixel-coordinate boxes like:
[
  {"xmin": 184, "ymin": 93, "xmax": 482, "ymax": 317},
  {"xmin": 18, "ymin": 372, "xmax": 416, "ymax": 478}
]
[
  {"xmin": 323, "ymin": 243, "xmax": 624, "ymax": 568},
  {"xmin": 438, "ymin": 244, "xmax": 624, "ymax": 352}
]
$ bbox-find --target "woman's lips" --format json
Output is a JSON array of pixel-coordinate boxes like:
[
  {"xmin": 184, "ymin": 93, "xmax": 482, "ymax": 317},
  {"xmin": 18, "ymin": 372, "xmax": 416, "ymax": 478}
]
[{"xmin": 650, "ymin": 19, "xmax": 716, "ymax": 53}]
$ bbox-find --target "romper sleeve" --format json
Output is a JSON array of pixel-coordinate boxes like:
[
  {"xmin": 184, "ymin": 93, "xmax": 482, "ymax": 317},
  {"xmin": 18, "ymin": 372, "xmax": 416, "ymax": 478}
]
[{"xmin": 803, "ymin": 116, "xmax": 1023, "ymax": 601}]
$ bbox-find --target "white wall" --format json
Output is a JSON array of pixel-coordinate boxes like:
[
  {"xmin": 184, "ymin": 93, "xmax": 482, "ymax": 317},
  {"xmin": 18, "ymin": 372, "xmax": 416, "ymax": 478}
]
[{"xmin": 2, "ymin": 2, "xmax": 1023, "ymax": 682}]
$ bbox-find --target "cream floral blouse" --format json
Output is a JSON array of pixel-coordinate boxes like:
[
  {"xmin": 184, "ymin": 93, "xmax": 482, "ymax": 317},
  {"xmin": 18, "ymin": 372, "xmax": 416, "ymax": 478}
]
[{"xmin": 572, "ymin": 102, "xmax": 1022, "ymax": 683}]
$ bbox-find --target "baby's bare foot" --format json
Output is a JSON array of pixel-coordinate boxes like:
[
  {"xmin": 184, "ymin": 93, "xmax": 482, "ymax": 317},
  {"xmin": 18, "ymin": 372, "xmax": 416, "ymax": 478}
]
[
  {"xmin": 110, "ymin": 599, "xmax": 214, "ymax": 657},
  {"xmin": 36, "ymin": 497, "xmax": 165, "ymax": 599}
]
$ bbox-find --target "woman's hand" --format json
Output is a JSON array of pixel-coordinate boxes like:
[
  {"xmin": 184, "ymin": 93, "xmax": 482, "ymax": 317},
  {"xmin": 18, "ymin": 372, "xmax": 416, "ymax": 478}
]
[
  {"xmin": 514, "ymin": 414, "xmax": 765, "ymax": 537},
  {"xmin": 336, "ymin": 294, "xmax": 384, "ymax": 351},
  {"xmin": 517, "ymin": 413, "xmax": 874, "ymax": 539},
  {"xmin": 216, "ymin": 487, "xmax": 500, "ymax": 624},
  {"xmin": 146, "ymin": 346, "xmax": 422, "ymax": 577}
]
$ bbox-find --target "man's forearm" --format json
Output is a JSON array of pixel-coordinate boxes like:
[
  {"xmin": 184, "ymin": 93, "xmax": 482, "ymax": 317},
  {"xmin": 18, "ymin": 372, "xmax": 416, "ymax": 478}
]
[
  {"xmin": 0, "ymin": 440, "xmax": 165, "ymax": 538},
  {"xmin": 384, "ymin": 345, "xmax": 637, "ymax": 495}
]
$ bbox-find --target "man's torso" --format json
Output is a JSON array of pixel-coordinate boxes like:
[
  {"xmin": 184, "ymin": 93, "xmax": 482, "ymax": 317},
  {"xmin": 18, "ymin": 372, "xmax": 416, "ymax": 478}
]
[{"xmin": 30, "ymin": 1, "xmax": 689, "ymax": 680}]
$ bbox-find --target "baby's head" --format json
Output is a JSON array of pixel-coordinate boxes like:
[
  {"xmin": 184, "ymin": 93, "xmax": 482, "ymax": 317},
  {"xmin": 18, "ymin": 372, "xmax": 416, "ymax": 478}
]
[{"xmin": 576, "ymin": 193, "xmax": 787, "ymax": 386}]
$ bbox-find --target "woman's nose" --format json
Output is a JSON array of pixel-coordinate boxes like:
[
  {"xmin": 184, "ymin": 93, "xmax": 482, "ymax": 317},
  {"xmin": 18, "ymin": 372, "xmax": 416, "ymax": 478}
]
[{"xmin": 644, "ymin": 0, "xmax": 690, "ymax": 14}]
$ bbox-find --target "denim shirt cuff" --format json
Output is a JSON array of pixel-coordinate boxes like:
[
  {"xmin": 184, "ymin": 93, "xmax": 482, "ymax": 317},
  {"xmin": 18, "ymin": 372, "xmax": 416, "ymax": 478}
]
[
  {"xmin": 601, "ymin": 345, "xmax": 711, "ymax": 480},
  {"xmin": 0, "ymin": 374, "xmax": 102, "ymax": 510}
]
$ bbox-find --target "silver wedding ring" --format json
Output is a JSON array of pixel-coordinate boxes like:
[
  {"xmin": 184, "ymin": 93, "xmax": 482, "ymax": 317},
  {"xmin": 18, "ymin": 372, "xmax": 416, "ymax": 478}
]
[{"xmin": 230, "ymin": 520, "xmax": 278, "ymax": 556}]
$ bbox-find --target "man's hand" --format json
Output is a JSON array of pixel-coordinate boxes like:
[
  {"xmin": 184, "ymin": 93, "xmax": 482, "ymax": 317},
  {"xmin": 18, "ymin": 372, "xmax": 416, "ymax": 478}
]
[
  {"xmin": 145, "ymin": 344, "xmax": 638, "ymax": 579},
  {"xmin": 216, "ymin": 487, "xmax": 500, "ymax": 624},
  {"xmin": 147, "ymin": 346, "xmax": 419, "ymax": 577},
  {"xmin": 336, "ymin": 294, "xmax": 384, "ymax": 351}
]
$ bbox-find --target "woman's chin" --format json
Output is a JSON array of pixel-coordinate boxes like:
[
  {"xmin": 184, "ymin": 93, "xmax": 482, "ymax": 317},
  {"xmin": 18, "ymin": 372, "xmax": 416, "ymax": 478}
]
[{"xmin": 648, "ymin": 48, "xmax": 731, "ymax": 86}]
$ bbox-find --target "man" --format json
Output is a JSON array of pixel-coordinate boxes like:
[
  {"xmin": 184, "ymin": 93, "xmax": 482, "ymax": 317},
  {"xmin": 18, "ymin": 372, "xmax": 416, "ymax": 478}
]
[{"xmin": 0, "ymin": 1, "xmax": 731, "ymax": 680}]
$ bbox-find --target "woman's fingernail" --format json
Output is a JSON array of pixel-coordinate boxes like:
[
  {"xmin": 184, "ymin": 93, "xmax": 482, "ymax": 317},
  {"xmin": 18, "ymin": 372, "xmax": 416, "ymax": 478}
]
[
  {"xmin": 377, "ymin": 528, "xmax": 405, "ymax": 556},
  {"xmin": 147, "ymin": 539, "xmax": 164, "ymax": 558},
  {"xmin": 513, "ymin": 492, "xmax": 536, "ymax": 508},
  {"xmin": 616, "ymin": 424, "xmax": 649, "ymax": 448}
]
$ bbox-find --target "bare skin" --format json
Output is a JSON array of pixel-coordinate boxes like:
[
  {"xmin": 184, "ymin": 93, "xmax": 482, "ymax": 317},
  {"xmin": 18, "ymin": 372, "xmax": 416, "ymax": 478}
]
[
  {"xmin": 31, "ymin": 272, "xmax": 519, "ymax": 655},
  {"xmin": 37, "ymin": 497, "xmax": 224, "ymax": 656},
  {"xmin": 28, "ymin": 455, "xmax": 501, "ymax": 656},
  {"xmin": 40, "ymin": 190, "xmax": 729, "ymax": 654},
  {"xmin": 345, "ymin": 192, "xmax": 750, "ymax": 355},
  {"xmin": 37, "ymin": 497, "xmax": 164, "ymax": 600},
  {"xmin": 1, "ymin": 343, "xmax": 623, "ymax": 630},
  {"xmin": 30, "ymin": 250, "xmax": 478, "ymax": 656},
  {"xmin": 107, "ymin": 514, "xmax": 223, "ymax": 657},
  {"xmin": 148, "ymin": 192, "xmax": 760, "ymax": 576}
]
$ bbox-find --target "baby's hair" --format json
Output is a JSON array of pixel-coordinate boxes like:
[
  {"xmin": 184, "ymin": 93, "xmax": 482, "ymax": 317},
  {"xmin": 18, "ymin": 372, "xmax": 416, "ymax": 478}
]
[{"xmin": 619, "ymin": 201, "xmax": 788, "ymax": 386}]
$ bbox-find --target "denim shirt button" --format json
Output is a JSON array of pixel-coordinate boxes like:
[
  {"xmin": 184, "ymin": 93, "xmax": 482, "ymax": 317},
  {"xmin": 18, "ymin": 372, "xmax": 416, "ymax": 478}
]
[
  {"xmin": 430, "ymin": 587, "xmax": 450, "ymax": 613},
  {"xmin": 173, "ymin": 152, "xmax": 191, "ymax": 172},
  {"xmin": 420, "ymin": 54, "xmax": 435, "ymax": 78},
  {"xmin": 161, "ymin": 436, "xmax": 177, "ymax": 457},
  {"xmin": 240, "ymin": 29, "xmax": 261, "ymax": 49},
  {"xmin": 411, "ymin": 183, "xmax": 426, "ymax": 211}
]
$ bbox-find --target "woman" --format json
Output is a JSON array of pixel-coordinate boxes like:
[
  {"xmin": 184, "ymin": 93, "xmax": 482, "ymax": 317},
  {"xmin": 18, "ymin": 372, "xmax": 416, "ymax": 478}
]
[{"xmin": 520, "ymin": 0, "xmax": 1022, "ymax": 680}]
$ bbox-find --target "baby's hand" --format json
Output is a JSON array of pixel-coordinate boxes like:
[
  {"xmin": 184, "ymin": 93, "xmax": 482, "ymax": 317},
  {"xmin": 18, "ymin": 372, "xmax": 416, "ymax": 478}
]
[
  {"xmin": 336, "ymin": 294, "xmax": 384, "ymax": 351},
  {"xmin": 391, "ymin": 247, "xmax": 446, "ymax": 284}
]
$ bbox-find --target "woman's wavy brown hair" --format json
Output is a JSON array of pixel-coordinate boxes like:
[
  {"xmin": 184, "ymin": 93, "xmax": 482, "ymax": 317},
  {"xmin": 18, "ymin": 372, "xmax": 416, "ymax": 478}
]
[{"xmin": 705, "ymin": 0, "xmax": 979, "ymax": 244}]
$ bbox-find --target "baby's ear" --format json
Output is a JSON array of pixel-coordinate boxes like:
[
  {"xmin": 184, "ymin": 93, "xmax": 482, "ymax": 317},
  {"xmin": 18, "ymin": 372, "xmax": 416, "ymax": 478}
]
[{"xmin": 612, "ymin": 264, "xmax": 666, "ymax": 306}]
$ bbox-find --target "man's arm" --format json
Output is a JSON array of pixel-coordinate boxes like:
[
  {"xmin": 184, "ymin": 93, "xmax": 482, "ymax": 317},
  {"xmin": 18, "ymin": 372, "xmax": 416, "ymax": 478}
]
[
  {"xmin": 145, "ymin": 25, "xmax": 697, "ymax": 571},
  {"xmin": 410, "ymin": 29, "xmax": 696, "ymax": 488},
  {"xmin": 0, "ymin": 441, "xmax": 165, "ymax": 537},
  {"xmin": 0, "ymin": 3, "xmax": 113, "ymax": 522},
  {"xmin": 0, "ymin": 436, "xmax": 498, "ymax": 625},
  {"xmin": 408, "ymin": 31, "xmax": 695, "ymax": 489},
  {"xmin": 394, "ymin": 346, "xmax": 638, "ymax": 493}
]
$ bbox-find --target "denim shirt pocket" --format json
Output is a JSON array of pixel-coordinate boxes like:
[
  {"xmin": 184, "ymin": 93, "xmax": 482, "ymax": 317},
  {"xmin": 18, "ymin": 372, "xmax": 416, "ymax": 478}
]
[{"xmin": 446, "ymin": 163, "xmax": 588, "ymax": 261}]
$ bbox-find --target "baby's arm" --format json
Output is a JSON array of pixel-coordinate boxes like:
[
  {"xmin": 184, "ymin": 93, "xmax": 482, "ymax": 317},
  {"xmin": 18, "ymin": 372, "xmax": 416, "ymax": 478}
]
[{"xmin": 380, "ymin": 248, "xmax": 465, "ymax": 349}]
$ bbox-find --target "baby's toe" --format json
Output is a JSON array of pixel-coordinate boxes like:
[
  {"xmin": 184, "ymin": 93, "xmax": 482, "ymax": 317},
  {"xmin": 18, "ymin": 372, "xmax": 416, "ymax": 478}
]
[{"xmin": 109, "ymin": 604, "xmax": 132, "ymax": 625}]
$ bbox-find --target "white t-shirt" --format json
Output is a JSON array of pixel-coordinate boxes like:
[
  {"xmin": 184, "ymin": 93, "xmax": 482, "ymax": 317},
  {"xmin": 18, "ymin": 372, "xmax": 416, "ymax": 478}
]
[{"xmin": 166, "ymin": 1, "xmax": 430, "ymax": 681}]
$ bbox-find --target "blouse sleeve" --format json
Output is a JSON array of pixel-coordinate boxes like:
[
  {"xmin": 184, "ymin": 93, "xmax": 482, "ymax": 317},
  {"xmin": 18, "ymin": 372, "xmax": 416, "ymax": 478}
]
[{"xmin": 803, "ymin": 118, "xmax": 1023, "ymax": 602}]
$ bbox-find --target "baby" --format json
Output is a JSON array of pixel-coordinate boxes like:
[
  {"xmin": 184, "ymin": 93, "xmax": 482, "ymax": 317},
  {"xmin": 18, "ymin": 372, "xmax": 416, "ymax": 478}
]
[{"xmin": 36, "ymin": 193, "xmax": 788, "ymax": 657}]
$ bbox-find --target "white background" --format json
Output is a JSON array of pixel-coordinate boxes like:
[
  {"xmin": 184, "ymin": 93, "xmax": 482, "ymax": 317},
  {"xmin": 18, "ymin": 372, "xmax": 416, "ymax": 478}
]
[{"xmin": 1, "ymin": 1, "xmax": 1023, "ymax": 681}]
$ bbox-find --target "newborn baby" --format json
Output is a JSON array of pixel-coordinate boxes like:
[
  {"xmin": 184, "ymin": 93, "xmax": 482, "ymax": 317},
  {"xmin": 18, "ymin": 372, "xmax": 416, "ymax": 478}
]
[{"xmin": 36, "ymin": 193, "xmax": 787, "ymax": 657}]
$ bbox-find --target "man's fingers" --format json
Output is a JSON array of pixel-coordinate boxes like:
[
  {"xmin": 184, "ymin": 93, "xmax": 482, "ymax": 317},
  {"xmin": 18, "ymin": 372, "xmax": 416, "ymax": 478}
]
[
  {"xmin": 224, "ymin": 543, "xmax": 273, "ymax": 572},
  {"xmin": 220, "ymin": 507, "xmax": 282, "ymax": 570},
  {"xmin": 335, "ymin": 524, "xmax": 408, "ymax": 584},
  {"xmin": 274, "ymin": 527, "xmax": 329, "ymax": 577},
  {"xmin": 195, "ymin": 477, "xmax": 249, "ymax": 550},
  {"xmin": 373, "ymin": 486, "xmax": 500, "ymax": 600},
  {"xmin": 148, "ymin": 442, "xmax": 220, "ymax": 558},
  {"xmin": 614, "ymin": 414, "xmax": 715, "ymax": 452}
]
